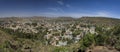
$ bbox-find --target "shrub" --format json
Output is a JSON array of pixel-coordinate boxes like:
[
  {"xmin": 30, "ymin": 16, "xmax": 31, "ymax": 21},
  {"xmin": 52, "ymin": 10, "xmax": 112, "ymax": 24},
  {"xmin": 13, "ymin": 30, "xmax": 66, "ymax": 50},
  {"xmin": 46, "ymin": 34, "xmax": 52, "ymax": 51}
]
[{"xmin": 53, "ymin": 47, "xmax": 68, "ymax": 52}]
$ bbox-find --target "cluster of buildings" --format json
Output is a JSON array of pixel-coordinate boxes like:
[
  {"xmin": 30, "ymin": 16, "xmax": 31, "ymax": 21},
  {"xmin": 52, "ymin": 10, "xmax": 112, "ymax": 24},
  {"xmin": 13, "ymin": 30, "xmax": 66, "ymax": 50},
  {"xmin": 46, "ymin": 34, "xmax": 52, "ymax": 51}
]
[{"xmin": 0, "ymin": 19, "xmax": 97, "ymax": 46}]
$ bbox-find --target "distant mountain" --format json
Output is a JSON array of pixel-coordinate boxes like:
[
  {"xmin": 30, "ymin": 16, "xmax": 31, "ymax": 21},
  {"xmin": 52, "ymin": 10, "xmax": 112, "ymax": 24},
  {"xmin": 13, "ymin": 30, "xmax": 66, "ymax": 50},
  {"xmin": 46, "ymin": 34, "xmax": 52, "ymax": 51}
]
[
  {"xmin": 0, "ymin": 16, "xmax": 120, "ymax": 26},
  {"xmin": 78, "ymin": 17, "xmax": 120, "ymax": 26}
]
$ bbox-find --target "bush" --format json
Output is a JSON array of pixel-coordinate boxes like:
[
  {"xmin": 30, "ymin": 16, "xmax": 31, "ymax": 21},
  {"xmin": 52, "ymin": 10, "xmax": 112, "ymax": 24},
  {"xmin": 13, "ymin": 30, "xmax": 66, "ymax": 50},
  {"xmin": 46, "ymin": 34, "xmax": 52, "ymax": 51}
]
[
  {"xmin": 115, "ymin": 42, "xmax": 120, "ymax": 51},
  {"xmin": 53, "ymin": 47, "xmax": 68, "ymax": 52},
  {"xmin": 79, "ymin": 34, "xmax": 96, "ymax": 51}
]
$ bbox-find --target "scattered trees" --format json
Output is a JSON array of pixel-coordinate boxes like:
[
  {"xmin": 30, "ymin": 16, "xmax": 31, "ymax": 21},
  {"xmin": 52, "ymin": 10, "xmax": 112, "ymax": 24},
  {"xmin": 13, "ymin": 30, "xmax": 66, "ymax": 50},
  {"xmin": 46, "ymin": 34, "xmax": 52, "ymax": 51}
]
[{"xmin": 79, "ymin": 25, "xmax": 120, "ymax": 51}]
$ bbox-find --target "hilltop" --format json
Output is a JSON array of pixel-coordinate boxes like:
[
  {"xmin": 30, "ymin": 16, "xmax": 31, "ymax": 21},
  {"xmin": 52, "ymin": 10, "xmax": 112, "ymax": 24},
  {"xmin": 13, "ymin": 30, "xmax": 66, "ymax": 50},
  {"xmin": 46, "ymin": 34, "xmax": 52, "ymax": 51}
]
[{"xmin": 79, "ymin": 17, "xmax": 120, "ymax": 26}]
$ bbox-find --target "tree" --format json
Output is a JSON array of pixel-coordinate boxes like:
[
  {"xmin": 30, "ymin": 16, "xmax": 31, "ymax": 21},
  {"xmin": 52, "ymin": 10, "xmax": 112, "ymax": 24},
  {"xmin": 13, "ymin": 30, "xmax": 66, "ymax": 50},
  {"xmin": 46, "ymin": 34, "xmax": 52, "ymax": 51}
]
[{"xmin": 79, "ymin": 34, "xmax": 96, "ymax": 51}]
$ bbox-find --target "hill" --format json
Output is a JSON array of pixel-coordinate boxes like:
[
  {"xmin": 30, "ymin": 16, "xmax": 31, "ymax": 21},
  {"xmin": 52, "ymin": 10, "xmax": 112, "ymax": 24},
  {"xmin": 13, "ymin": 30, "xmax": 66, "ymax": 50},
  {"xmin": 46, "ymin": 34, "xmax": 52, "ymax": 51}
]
[{"xmin": 0, "ymin": 16, "xmax": 120, "ymax": 52}]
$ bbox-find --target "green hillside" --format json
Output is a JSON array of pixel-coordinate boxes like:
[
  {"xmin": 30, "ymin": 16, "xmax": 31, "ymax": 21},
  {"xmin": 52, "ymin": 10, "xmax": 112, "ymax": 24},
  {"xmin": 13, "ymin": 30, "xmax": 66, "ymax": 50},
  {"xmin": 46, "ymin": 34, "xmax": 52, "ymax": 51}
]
[{"xmin": 0, "ymin": 17, "xmax": 120, "ymax": 52}]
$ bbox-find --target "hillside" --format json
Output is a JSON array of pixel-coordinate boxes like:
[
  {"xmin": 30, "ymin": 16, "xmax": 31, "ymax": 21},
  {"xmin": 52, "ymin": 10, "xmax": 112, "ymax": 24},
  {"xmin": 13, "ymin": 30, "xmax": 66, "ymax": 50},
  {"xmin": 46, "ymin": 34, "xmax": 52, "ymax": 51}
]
[
  {"xmin": 79, "ymin": 17, "xmax": 120, "ymax": 26},
  {"xmin": 0, "ymin": 17, "xmax": 120, "ymax": 52}
]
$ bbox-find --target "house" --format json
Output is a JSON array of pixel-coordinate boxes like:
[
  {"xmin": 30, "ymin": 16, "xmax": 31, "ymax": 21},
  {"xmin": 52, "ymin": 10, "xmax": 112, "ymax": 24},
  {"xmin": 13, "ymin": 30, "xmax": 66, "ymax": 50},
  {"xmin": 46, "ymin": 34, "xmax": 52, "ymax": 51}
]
[{"xmin": 56, "ymin": 41, "xmax": 67, "ymax": 46}]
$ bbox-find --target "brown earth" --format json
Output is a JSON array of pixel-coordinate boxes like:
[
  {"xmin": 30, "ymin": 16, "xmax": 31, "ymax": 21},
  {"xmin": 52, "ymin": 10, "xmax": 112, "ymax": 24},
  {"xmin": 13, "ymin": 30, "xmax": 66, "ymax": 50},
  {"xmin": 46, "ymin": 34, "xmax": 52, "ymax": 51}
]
[{"xmin": 86, "ymin": 46, "xmax": 119, "ymax": 52}]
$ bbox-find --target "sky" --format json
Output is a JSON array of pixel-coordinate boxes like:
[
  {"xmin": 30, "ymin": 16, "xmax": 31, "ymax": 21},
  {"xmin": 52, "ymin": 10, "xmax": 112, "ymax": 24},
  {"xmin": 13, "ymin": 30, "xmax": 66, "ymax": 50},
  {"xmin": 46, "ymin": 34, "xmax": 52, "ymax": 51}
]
[{"xmin": 0, "ymin": 0, "xmax": 120, "ymax": 18}]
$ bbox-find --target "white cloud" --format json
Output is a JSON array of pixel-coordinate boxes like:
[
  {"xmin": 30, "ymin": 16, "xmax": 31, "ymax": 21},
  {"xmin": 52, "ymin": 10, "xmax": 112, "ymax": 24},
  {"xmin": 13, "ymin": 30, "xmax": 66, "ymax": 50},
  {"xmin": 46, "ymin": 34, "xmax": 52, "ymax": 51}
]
[
  {"xmin": 48, "ymin": 8, "xmax": 58, "ymax": 11},
  {"xmin": 48, "ymin": 7, "xmax": 64, "ymax": 13},
  {"xmin": 95, "ymin": 11, "xmax": 110, "ymax": 17},
  {"xmin": 65, "ymin": 11, "xmax": 112, "ymax": 17},
  {"xmin": 38, "ymin": 11, "xmax": 118, "ymax": 18},
  {"xmin": 56, "ymin": 0, "xmax": 72, "ymax": 8},
  {"xmin": 57, "ymin": 8, "xmax": 64, "ymax": 13},
  {"xmin": 57, "ymin": 1, "xmax": 64, "ymax": 5},
  {"xmin": 66, "ymin": 4, "xmax": 71, "ymax": 8}
]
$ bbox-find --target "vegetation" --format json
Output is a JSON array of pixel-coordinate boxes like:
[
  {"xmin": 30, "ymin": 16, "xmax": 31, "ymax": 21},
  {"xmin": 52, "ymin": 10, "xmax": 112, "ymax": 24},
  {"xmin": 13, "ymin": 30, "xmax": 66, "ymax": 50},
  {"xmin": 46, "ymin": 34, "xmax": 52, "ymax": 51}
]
[
  {"xmin": 78, "ymin": 25, "xmax": 120, "ymax": 52},
  {"xmin": 0, "ymin": 17, "xmax": 120, "ymax": 52}
]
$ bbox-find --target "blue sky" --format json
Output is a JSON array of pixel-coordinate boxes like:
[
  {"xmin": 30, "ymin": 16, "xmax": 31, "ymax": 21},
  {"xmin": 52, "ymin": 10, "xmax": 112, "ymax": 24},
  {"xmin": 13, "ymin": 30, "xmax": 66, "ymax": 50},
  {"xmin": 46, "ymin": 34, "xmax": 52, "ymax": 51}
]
[{"xmin": 0, "ymin": 0, "xmax": 120, "ymax": 18}]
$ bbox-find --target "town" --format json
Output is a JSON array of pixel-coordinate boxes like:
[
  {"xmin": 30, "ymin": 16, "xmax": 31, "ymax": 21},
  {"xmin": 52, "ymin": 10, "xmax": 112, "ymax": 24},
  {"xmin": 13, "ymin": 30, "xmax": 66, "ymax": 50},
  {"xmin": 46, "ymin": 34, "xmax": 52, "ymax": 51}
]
[
  {"xmin": 0, "ymin": 17, "xmax": 120, "ymax": 52},
  {"xmin": 0, "ymin": 17, "xmax": 109, "ymax": 46}
]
